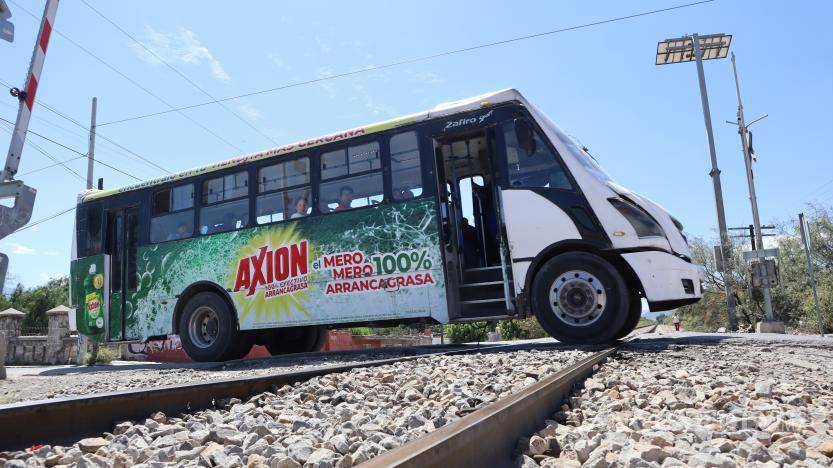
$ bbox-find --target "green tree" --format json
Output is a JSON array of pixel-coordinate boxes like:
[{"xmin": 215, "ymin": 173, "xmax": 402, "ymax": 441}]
[
  {"xmin": 677, "ymin": 204, "xmax": 832, "ymax": 333},
  {"xmin": 0, "ymin": 276, "xmax": 69, "ymax": 331}
]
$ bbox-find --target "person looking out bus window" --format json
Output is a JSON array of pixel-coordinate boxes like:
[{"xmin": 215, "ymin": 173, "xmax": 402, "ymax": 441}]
[
  {"xmin": 291, "ymin": 197, "xmax": 309, "ymax": 219},
  {"xmin": 334, "ymin": 186, "xmax": 354, "ymax": 211},
  {"xmin": 167, "ymin": 222, "xmax": 191, "ymax": 241}
]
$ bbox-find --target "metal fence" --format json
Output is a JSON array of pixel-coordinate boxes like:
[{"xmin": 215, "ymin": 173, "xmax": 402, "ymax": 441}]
[{"xmin": 19, "ymin": 325, "xmax": 48, "ymax": 336}]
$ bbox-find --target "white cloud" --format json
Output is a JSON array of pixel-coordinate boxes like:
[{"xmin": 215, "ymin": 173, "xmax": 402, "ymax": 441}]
[
  {"xmin": 12, "ymin": 243, "xmax": 35, "ymax": 255},
  {"xmin": 40, "ymin": 272, "xmax": 67, "ymax": 282},
  {"xmin": 270, "ymin": 55, "xmax": 293, "ymax": 72},
  {"xmin": 130, "ymin": 26, "xmax": 230, "ymax": 82},
  {"xmin": 315, "ymin": 35, "xmax": 333, "ymax": 55},
  {"xmin": 235, "ymin": 102, "xmax": 263, "ymax": 121},
  {"xmin": 410, "ymin": 71, "xmax": 442, "ymax": 85}
]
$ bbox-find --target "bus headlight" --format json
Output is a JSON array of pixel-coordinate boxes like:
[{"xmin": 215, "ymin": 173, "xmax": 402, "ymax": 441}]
[{"xmin": 609, "ymin": 198, "xmax": 665, "ymax": 239}]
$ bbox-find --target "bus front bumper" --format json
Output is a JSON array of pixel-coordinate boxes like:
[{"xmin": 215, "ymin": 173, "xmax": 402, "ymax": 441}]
[{"xmin": 621, "ymin": 250, "xmax": 704, "ymax": 312}]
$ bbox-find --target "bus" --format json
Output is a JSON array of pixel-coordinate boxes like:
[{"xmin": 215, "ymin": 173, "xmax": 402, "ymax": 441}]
[{"xmin": 70, "ymin": 89, "xmax": 702, "ymax": 362}]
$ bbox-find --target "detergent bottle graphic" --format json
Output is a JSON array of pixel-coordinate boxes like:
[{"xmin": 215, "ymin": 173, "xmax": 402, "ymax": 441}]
[{"xmin": 84, "ymin": 263, "xmax": 105, "ymax": 331}]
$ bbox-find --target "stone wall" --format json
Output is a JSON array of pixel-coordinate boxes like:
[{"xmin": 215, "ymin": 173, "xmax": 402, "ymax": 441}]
[{"xmin": 0, "ymin": 306, "xmax": 81, "ymax": 365}]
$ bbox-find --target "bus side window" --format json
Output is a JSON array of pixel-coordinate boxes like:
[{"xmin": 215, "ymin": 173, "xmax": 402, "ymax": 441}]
[
  {"xmin": 318, "ymin": 141, "xmax": 383, "ymax": 213},
  {"xmin": 199, "ymin": 171, "xmax": 249, "ymax": 235},
  {"xmin": 256, "ymin": 157, "xmax": 311, "ymax": 224},
  {"xmin": 390, "ymin": 131, "xmax": 422, "ymax": 201},
  {"xmin": 503, "ymin": 120, "xmax": 572, "ymax": 190},
  {"xmin": 150, "ymin": 184, "xmax": 194, "ymax": 243}
]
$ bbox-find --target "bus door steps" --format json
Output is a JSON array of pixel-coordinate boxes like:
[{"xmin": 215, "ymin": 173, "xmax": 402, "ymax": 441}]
[
  {"xmin": 462, "ymin": 266, "xmax": 505, "ymax": 284},
  {"xmin": 459, "ymin": 281, "xmax": 512, "ymax": 303}
]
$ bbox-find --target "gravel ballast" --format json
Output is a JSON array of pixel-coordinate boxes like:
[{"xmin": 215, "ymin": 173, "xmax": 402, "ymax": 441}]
[
  {"xmin": 517, "ymin": 343, "xmax": 833, "ymax": 467},
  {"xmin": 0, "ymin": 348, "xmax": 453, "ymax": 404},
  {"xmin": 0, "ymin": 348, "xmax": 589, "ymax": 467}
]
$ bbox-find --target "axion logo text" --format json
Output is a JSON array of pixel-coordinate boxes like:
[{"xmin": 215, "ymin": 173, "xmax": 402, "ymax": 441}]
[{"xmin": 233, "ymin": 241, "xmax": 309, "ymax": 297}]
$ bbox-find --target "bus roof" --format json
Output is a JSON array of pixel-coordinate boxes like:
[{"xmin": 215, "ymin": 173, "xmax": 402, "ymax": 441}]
[{"xmin": 81, "ymin": 88, "xmax": 528, "ymax": 203}]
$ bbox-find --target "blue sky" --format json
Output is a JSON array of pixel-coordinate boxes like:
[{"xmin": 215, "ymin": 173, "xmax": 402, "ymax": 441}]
[{"xmin": 1, "ymin": 0, "xmax": 831, "ymax": 288}]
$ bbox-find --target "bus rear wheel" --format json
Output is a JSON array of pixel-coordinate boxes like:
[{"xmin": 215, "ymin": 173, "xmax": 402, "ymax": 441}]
[
  {"xmin": 531, "ymin": 252, "xmax": 630, "ymax": 344},
  {"xmin": 179, "ymin": 292, "xmax": 241, "ymax": 362},
  {"xmin": 262, "ymin": 326, "xmax": 326, "ymax": 355}
]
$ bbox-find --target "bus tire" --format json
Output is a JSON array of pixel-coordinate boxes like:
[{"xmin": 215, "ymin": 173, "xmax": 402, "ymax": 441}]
[
  {"xmin": 221, "ymin": 331, "xmax": 255, "ymax": 361},
  {"xmin": 179, "ymin": 292, "xmax": 238, "ymax": 362},
  {"xmin": 263, "ymin": 326, "xmax": 326, "ymax": 355},
  {"xmin": 614, "ymin": 293, "xmax": 642, "ymax": 340},
  {"xmin": 531, "ymin": 252, "xmax": 629, "ymax": 344}
]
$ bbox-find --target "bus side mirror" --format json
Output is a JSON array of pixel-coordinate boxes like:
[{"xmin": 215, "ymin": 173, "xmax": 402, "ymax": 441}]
[{"xmin": 514, "ymin": 118, "xmax": 536, "ymax": 156}]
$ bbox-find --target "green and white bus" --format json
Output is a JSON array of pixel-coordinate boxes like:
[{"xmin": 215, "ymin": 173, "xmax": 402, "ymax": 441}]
[{"xmin": 70, "ymin": 89, "xmax": 703, "ymax": 361}]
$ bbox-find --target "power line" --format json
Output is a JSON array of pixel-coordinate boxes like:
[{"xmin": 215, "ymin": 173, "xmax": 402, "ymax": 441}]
[
  {"xmin": 0, "ymin": 77, "xmax": 170, "ymax": 174},
  {"xmin": 0, "ymin": 116, "xmax": 142, "ymax": 181},
  {"xmin": 97, "ymin": 0, "xmax": 716, "ymax": 126},
  {"xmin": 17, "ymin": 156, "xmax": 87, "ymax": 177},
  {"xmin": 79, "ymin": 0, "xmax": 279, "ymax": 146},
  {"xmin": 8, "ymin": 0, "xmax": 246, "ymax": 154},
  {"xmin": 12, "ymin": 206, "xmax": 76, "ymax": 234},
  {"xmin": 0, "ymin": 119, "xmax": 86, "ymax": 182}
]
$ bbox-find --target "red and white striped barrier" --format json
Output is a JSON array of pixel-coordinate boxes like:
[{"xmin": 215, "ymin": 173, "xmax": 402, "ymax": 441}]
[{"xmin": 3, "ymin": 0, "xmax": 59, "ymax": 180}]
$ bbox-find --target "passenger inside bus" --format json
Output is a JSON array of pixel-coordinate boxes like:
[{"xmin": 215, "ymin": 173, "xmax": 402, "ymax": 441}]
[
  {"xmin": 334, "ymin": 186, "xmax": 354, "ymax": 212},
  {"xmin": 291, "ymin": 196, "xmax": 309, "ymax": 219},
  {"xmin": 167, "ymin": 222, "xmax": 192, "ymax": 241}
]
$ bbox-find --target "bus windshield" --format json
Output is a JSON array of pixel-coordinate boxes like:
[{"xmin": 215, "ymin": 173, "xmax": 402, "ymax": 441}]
[{"xmin": 537, "ymin": 111, "xmax": 615, "ymax": 185}]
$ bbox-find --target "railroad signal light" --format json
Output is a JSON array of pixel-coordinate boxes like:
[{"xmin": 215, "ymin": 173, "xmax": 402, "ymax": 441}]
[{"xmin": 0, "ymin": 0, "xmax": 13, "ymax": 43}]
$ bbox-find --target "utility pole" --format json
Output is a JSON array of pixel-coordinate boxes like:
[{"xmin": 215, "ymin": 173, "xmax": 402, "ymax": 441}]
[
  {"xmin": 0, "ymin": 0, "xmax": 60, "ymax": 294},
  {"xmin": 730, "ymin": 52, "xmax": 783, "ymax": 332},
  {"xmin": 78, "ymin": 97, "xmax": 97, "ymax": 365},
  {"xmin": 86, "ymin": 97, "xmax": 97, "ymax": 189},
  {"xmin": 798, "ymin": 213, "xmax": 824, "ymax": 336}
]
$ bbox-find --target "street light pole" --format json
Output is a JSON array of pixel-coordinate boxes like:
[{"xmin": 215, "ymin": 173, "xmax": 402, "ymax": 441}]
[{"xmin": 690, "ymin": 33, "xmax": 738, "ymax": 330}]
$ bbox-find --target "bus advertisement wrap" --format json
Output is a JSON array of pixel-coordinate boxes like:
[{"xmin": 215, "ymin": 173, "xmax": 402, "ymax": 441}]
[{"xmin": 71, "ymin": 199, "xmax": 447, "ymax": 342}]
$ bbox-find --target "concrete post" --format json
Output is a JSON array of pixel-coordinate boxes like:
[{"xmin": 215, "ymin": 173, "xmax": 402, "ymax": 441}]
[
  {"xmin": 0, "ymin": 331, "xmax": 6, "ymax": 379},
  {"xmin": 46, "ymin": 305, "xmax": 71, "ymax": 364},
  {"xmin": 0, "ymin": 308, "xmax": 24, "ymax": 370},
  {"xmin": 0, "ymin": 308, "xmax": 24, "ymax": 339}
]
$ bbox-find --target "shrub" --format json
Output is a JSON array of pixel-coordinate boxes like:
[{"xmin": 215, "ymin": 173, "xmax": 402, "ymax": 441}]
[
  {"xmin": 444, "ymin": 322, "xmax": 489, "ymax": 343},
  {"xmin": 497, "ymin": 318, "xmax": 548, "ymax": 340}
]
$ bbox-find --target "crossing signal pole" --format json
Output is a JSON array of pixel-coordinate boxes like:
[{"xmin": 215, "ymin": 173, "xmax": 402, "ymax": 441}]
[
  {"xmin": 0, "ymin": 0, "xmax": 60, "ymax": 294},
  {"xmin": 729, "ymin": 52, "xmax": 783, "ymax": 333}
]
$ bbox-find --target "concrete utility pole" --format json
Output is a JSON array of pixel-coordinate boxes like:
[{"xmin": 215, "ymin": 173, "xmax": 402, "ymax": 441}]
[
  {"xmin": 799, "ymin": 213, "xmax": 824, "ymax": 336},
  {"xmin": 77, "ymin": 97, "xmax": 97, "ymax": 365},
  {"xmin": 729, "ymin": 53, "xmax": 783, "ymax": 333},
  {"xmin": 86, "ymin": 97, "xmax": 97, "ymax": 189}
]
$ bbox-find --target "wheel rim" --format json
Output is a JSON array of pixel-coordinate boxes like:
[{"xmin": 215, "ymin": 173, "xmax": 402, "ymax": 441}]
[
  {"xmin": 188, "ymin": 306, "xmax": 219, "ymax": 349},
  {"xmin": 549, "ymin": 270, "xmax": 607, "ymax": 327}
]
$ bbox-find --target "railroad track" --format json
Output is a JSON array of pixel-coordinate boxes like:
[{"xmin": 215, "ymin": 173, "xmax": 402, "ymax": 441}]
[
  {"xmin": 0, "ymin": 339, "xmax": 587, "ymax": 451},
  {"xmin": 363, "ymin": 325, "xmax": 656, "ymax": 468},
  {"xmin": 0, "ymin": 327, "xmax": 652, "ymax": 457}
]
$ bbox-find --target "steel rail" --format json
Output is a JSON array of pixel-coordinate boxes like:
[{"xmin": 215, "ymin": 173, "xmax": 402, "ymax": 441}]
[
  {"xmin": 0, "ymin": 341, "xmax": 555, "ymax": 451},
  {"xmin": 362, "ymin": 325, "xmax": 655, "ymax": 468}
]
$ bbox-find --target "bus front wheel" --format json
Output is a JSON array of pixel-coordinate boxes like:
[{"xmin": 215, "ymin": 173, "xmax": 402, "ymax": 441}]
[
  {"xmin": 531, "ymin": 252, "xmax": 630, "ymax": 344},
  {"xmin": 614, "ymin": 293, "xmax": 643, "ymax": 340},
  {"xmin": 179, "ymin": 292, "xmax": 242, "ymax": 362}
]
